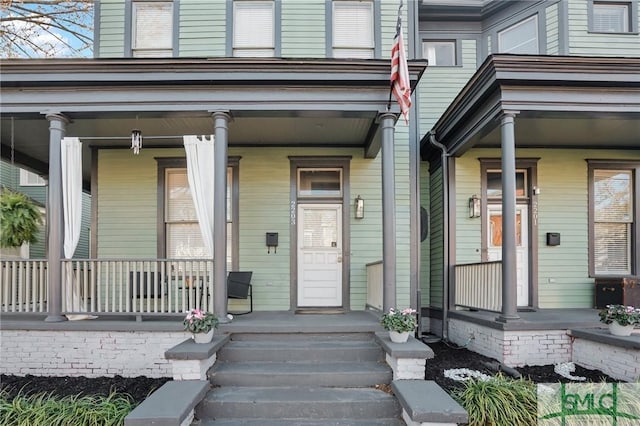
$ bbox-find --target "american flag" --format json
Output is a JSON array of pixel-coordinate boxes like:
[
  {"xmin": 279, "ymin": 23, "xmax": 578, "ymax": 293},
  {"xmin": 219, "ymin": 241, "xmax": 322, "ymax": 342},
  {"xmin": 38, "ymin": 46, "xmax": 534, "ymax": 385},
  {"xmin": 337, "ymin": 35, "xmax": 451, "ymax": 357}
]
[{"xmin": 390, "ymin": 8, "xmax": 411, "ymax": 124}]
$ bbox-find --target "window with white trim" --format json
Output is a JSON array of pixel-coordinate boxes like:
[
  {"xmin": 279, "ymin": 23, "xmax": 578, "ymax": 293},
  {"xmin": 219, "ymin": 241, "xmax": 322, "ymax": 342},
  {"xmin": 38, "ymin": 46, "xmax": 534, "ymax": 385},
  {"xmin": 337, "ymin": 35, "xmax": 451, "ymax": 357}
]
[
  {"xmin": 233, "ymin": 0, "xmax": 275, "ymax": 57},
  {"xmin": 593, "ymin": 1, "xmax": 630, "ymax": 32},
  {"xmin": 332, "ymin": 0, "xmax": 374, "ymax": 59},
  {"xmin": 164, "ymin": 167, "xmax": 234, "ymax": 269},
  {"xmin": 498, "ymin": 15, "xmax": 538, "ymax": 54},
  {"xmin": 132, "ymin": 1, "xmax": 173, "ymax": 58},
  {"xmin": 19, "ymin": 169, "xmax": 46, "ymax": 186},
  {"xmin": 422, "ymin": 41, "xmax": 456, "ymax": 66},
  {"xmin": 592, "ymin": 168, "xmax": 634, "ymax": 275}
]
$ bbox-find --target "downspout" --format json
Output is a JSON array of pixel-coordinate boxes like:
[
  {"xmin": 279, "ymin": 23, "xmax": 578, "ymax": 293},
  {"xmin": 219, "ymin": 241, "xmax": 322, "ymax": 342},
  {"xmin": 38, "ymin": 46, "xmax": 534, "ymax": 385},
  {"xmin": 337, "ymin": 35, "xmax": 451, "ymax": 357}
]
[{"xmin": 428, "ymin": 132, "xmax": 449, "ymax": 341}]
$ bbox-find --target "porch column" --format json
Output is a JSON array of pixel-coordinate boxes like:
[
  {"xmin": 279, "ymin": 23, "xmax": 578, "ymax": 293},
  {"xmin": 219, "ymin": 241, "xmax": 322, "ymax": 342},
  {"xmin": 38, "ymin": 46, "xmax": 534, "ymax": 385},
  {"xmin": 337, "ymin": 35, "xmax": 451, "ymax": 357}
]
[
  {"xmin": 380, "ymin": 112, "xmax": 397, "ymax": 312},
  {"xmin": 212, "ymin": 111, "xmax": 231, "ymax": 321},
  {"xmin": 45, "ymin": 113, "xmax": 69, "ymax": 322},
  {"xmin": 497, "ymin": 111, "xmax": 520, "ymax": 322}
]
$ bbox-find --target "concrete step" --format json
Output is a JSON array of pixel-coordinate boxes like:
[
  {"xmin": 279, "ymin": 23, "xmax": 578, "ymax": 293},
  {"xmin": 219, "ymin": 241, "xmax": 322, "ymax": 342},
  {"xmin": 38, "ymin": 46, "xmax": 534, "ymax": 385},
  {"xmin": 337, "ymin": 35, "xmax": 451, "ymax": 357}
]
[
  {"xmin": 228, "ymin": 332, "xmax": 375, "ymax": 342},
  {"xmin": 218, "ymin": 338, "xmax": 383, "ymax": 363},
  {"xmin": 210, "ymin": 361, "xmax": 392, "ymax": 387},
  {"xmin": 195, "ymin": 386, "xmax": 401, "ymax": 420},
  {"xmin": 196, "ymin": 418, "xmax": 405, "ymax": 425}
]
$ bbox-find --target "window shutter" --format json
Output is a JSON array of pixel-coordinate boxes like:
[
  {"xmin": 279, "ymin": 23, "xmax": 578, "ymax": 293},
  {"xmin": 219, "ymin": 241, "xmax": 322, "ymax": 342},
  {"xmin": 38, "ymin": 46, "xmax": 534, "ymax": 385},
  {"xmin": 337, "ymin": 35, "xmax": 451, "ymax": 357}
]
[
  {"xmin": 233, "ymin": 1, "xmax": 274, "ymax": 57},
  {"xmin": 333, "ymin": 1, "xmax": 374, "ymax": 58},
  {"xmin": 133, "ymin": 2, "xmax": 172, "ymax": 56}
]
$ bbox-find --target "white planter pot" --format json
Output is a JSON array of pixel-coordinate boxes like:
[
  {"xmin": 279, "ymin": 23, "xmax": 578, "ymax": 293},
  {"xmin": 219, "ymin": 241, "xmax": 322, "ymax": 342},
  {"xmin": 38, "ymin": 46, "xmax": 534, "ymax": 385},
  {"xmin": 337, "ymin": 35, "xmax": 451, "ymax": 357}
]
[
  {"xmin": 193, "ymin": 329, "xmax": 214, "ymax": 344},
  {"xmin": 609, "ymin": 322, "xmax": 635, "ymax": 337},
  {"xmin": 389, "ymin": 330, "xmax": 410, "ymax": 343}
]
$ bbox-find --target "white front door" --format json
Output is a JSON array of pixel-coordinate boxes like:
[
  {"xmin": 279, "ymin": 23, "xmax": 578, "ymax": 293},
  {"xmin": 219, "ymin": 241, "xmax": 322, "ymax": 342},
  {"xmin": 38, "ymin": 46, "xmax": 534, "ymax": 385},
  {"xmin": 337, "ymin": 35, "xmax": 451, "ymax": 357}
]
[
  {"xmin": 297, "ymin": 204, "xmax": 342, "ymax": 307},
  {"xmin": 487, "ymin": 205, "xmax": 529, "ymax": 307}
]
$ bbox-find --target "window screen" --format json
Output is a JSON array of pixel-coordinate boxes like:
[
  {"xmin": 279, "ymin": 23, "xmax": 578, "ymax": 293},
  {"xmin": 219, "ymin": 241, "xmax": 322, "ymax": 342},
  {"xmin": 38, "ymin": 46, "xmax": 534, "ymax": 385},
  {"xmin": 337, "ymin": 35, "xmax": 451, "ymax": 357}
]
[
  {"xmin": 233, "ymin": 1, "xmax": 275, "ymax": 57},
  {"xmin": 132, "ymin": 2, "xmax": 173, "ymax": 57},
  {"xmin": 333, "ymin": 1, "xmax": 374, "ymax": 58},
  {"xmin": 593, "ymin": 2, "xmax": 630, "ymax": 32},
  {"xmin": 594, "ymin": 169, "xmax": 633, "ymax": 275},
  {"xmin": 498, "ymin": 15, "xmax": 538, "ymax": 54}
]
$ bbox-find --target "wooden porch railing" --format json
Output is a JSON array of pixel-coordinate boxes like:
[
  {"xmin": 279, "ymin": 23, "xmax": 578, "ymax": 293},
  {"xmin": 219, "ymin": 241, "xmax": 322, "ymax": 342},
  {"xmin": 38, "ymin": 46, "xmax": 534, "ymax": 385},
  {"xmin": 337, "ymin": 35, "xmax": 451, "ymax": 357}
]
[
  {"xmin": 454, "ymin": 261, "xmax": 502, "ymax": 312},
  {"xmin": 1, "ymin": 259, "xmax": 214, "ymax": 315},
  {"xmin": 0, "ymin": 259, "xmax": 48, "ymax": 313},
  {"xmin": 366, "ymin": 260, "xmax": 383, "ymax": 311}
]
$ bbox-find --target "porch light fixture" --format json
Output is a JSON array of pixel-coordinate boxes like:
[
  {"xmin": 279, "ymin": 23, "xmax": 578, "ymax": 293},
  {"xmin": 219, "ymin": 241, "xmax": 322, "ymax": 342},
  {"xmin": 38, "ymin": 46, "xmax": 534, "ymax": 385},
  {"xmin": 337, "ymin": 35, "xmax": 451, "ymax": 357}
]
[
  {"xmin": 355, "ymin": 195, "xmax": 364, "ymax": 219},
  {"xmin": 468, "ymin": 194, "xmax": 481, "ymax": 218},
  {"xmin": 131, "ymin": 129, "xmax": 142, "ymax": 155}
]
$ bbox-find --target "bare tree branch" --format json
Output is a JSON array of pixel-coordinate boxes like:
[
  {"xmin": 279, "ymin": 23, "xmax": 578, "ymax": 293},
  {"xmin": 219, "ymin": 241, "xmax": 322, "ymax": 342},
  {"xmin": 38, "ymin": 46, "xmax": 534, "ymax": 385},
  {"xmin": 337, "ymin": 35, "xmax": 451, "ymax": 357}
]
[{"xmin": 1, "ymin": 0, "xmax": 94, "ymax": 58}]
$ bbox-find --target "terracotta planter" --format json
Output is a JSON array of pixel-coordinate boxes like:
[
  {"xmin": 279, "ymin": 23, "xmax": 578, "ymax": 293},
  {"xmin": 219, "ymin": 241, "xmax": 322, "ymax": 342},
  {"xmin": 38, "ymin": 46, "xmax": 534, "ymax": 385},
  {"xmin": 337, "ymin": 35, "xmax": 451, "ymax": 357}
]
[
  {"xmin": 608, "ymin": 322, "xmax": 635, "ymax": 337},
  {"xmin": 389, "ymin": 330, "xmax": 410, "ymax": 343},
  {"xmin": 193, "ymin": 329, "xmax": 214, "ymax": 343}
]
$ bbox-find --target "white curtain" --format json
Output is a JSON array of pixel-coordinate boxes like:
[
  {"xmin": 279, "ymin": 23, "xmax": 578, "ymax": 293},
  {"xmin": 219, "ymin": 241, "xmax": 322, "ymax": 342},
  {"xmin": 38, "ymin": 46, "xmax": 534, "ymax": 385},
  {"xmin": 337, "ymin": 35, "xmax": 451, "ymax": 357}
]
[
  {"xmin": 61, "ymin": 137, "xmax": 94, "ymax": 320},
  {"xmin": 183, "ymin": 135, "xmax": 215, "ymax": 255}
]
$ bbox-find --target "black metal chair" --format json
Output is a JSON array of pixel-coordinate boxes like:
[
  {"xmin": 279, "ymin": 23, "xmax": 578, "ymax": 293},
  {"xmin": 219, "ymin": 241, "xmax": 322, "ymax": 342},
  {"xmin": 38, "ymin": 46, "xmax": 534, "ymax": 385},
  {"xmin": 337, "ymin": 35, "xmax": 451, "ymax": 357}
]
[
  {"xmin": 129, "ymin": 271, "xmax": 163, "ymax": 298},
  {"xmin": 227, "ymin": 271, "xmax": 253, "ymax": 315}
]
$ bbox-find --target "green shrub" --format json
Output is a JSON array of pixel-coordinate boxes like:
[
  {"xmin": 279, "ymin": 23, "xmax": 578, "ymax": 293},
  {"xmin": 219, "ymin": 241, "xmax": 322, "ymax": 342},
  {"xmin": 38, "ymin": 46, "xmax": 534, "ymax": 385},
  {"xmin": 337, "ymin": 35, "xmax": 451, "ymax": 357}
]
[
  {"xmin": 0, "ymin": 390, "xmax": 136, "ymax": 426},
  {"xmin": 0, "ymin": 189, "xmax": 43, "ymax": 248},
  {"xmin": 452, "ymin": 374, "xmax": 537, "ymax": 426}
]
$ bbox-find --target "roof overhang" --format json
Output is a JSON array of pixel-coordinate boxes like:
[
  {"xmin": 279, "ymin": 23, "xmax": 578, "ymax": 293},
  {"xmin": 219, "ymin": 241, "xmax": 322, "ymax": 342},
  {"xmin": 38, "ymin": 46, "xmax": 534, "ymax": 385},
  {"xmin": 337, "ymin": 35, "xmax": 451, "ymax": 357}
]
[
  {"xmin": 421, "ymin": 54, "xmax": 640, "ymax": 160},
  {"xmin": 0, "ymin": 57, "xmax": 428, "ymax": 187}
]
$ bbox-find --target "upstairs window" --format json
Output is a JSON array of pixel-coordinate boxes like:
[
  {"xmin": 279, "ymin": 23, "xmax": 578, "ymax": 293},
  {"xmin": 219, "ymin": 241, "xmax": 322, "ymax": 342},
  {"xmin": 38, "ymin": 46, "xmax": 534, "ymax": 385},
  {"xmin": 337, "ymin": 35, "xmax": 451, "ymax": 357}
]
[
  {"xmin": 498, "ymin": 15, "xmax": 538, "ymax": 54},
  {"xmin": 422, "ymin": 40, "xmax": 456, "ymax": 66},
  {"xmin": 233, "ymin": 1, "xmax": 275, "ymax": 57},
  {"xmin": 332, "ymin": 0, "xmax": 374, "ymax": 59},
  {"xmin": 592, "ymin": 1, "xmax": 631, "ymax": 32},
  {"xmin": 132, "ymin": 1, "xmax": 173, "ymax": 57}
]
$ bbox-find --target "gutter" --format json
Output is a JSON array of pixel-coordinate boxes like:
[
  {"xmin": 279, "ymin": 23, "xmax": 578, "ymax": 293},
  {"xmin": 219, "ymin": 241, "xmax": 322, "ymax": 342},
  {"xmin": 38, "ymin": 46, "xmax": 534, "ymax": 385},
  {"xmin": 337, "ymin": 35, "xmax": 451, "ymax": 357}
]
[{"xmin": 428, "ymin": 132, "xmax": 450, "ymax": 341}]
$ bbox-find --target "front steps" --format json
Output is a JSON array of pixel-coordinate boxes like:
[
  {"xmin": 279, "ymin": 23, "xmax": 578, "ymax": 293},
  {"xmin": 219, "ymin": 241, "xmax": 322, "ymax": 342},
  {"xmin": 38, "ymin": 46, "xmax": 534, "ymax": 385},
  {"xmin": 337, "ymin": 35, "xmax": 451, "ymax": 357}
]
[{"xmin": 194, "ymin": 332, "xmax": 404, "ymax": 425}]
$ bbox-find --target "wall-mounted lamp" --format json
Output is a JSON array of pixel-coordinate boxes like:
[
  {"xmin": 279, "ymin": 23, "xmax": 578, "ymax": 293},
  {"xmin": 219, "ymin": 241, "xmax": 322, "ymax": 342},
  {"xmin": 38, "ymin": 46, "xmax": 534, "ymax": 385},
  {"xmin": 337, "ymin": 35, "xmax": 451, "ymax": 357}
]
[
  {"xmin": 468, "ymin": 194, "xmax": 481, "ymax": 218},
  {"xmin": 355, "ymin": 195, "xmax": 364, "ymax": 219},
  {"xmin": 131, "ymin": 129, "xmax": 142, "ymax": 155}
]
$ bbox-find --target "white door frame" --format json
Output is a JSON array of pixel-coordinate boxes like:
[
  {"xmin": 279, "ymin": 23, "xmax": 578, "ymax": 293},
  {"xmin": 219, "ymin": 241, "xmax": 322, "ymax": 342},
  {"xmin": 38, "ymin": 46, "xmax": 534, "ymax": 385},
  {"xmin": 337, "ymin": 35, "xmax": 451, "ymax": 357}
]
[{"xmin": 297, "ymin": 203, "xmax": 343, "ymax": 307}]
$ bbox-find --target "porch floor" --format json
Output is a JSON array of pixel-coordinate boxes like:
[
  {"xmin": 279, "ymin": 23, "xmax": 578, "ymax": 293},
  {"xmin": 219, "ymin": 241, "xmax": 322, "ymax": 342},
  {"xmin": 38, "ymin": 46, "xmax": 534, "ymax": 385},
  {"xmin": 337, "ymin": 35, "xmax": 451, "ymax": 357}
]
[
  {"xmin": 449, "ymin": 308, "xmax": 605, "ymax": 331},
  {"xmin": 0, "ymin": 310, "xmax": 385, "ymax": 333}
]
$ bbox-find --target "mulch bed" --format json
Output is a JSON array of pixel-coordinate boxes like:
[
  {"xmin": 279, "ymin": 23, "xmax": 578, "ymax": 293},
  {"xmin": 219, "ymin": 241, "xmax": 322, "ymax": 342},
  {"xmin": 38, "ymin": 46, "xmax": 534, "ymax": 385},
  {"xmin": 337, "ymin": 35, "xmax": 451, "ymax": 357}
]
[{"xmin": 424, "ymin": 340, "xmax": 616, "ymax": 394}]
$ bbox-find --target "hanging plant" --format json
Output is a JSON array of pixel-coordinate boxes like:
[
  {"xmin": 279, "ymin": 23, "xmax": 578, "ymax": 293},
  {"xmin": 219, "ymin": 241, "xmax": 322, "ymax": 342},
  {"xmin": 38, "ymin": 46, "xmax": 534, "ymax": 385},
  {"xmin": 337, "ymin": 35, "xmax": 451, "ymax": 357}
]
[{"xmin": 0, "ymin": 189, "xmax": 43, "ymax": 248}]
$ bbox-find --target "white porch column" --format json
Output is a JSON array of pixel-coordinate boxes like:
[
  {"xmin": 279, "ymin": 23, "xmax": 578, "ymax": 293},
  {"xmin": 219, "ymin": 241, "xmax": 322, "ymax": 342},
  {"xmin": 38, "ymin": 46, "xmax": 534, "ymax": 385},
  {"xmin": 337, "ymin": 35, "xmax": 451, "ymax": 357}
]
[
  {"xmin": 212, "ymin": 111, "xmax": 231, "ymax": 321},
  {"xmin": 380, "ymin": 112, "xmax": 397, "ymax": 312},
  {"xmin": 497, "ymin": 111, "xmax": 520, "ymax": 322},
  {"xmin": 45, "ymin": 113, "xmax": 69, "ymax": 322}
]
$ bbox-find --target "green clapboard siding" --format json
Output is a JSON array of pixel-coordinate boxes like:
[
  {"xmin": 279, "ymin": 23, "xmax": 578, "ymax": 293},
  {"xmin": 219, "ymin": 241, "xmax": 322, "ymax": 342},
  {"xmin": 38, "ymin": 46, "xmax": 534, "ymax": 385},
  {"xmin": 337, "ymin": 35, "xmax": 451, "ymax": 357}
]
[
  {"xmin": 455, "ymin": 148, "xmax": 640, "ymax": 309},
  {"xmin": 98, "ymin": 143, "xmax": 412, "ymax": 311},
  {"xmin": 98, "ymin": 0, "xmax": 126, "ymax": 58},
  {"xmin": 428, "ymin": 161, "xmax": 444, "ymax": 309},
  {"xmin": 546, "ymin": 2, "xmax": 559, "ymax": 55},
  {"xmin": 568, "ymin": 0, "xmax": 640, "ymax": 57},
  {"xmin": 419, "ymin": 162, "xmax": 430, "ymax": 308},
  {"xmin": 281, "ymin": 0, "xmax": 325, "ymax": 58},
  {"xmin": 179, "ymin": 0, "xmax": 226, "ymax": 57},
  {"xmin": 418, "ymin": 39, "xmax": 477, "ymax": 135}
]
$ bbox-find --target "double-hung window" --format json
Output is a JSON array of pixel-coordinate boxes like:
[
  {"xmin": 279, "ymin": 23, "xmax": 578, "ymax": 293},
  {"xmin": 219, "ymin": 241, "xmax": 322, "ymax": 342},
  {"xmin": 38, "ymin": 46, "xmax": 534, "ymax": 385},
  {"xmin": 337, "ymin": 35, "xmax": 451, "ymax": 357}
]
[
  {"xmin": 422, "ymin": 41, "xmax": 456, "ymax": 66},
  {"xmin": 590, "ymin": 163, "xmax": 639, "ymax": 276},
  {"xmin": 132, "ymin": 1, "xmax": 173, "ymax": 57},
  {"xmin": 591, "ymin": 1, "xmax": 635, "ymax": 33},
  {"xmin": 498, "ymin": 15, "xmax": 539, "ymax": 54},
  {"xmin": 233, "ymin": 1, "xmax": 275, "ymax": 57},
  {"xmin": 160, "ymin": 159, "xmax": 238, "ymax": 270},
  {"xmin": 332, "ymin": 0, "xmax": 374, "ymax": 59}
]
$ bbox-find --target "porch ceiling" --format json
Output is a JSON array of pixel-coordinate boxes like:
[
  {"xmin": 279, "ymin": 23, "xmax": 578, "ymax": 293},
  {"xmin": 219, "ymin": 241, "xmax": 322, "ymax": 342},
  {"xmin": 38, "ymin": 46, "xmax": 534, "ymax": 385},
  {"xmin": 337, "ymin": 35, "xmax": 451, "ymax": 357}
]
[
  {"xmin": 421, "ymin": 55, "xmax": 640, "ymax": 159},
  {"xmin": 0, "ymin": 57, "xmax": 428, "ymax": 186}
]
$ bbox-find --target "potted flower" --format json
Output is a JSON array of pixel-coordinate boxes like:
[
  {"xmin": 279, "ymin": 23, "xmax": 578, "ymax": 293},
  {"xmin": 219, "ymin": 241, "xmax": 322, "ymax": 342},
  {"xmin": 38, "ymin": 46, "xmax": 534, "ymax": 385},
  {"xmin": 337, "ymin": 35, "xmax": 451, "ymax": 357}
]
[
  {"xmin": 0, "ymin": 189, "xmax": 43, "ymax": 249},
  {"xmin": 380, "ymin": 307, "xmax": 417, "ymax": 343},
  {"xmin": 598, "ymin": 304, "xmax": 640, "ymax": 336},
  {"xmin": 183, "ymin": 309, "xmax": 219, "ymax": 343}
]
